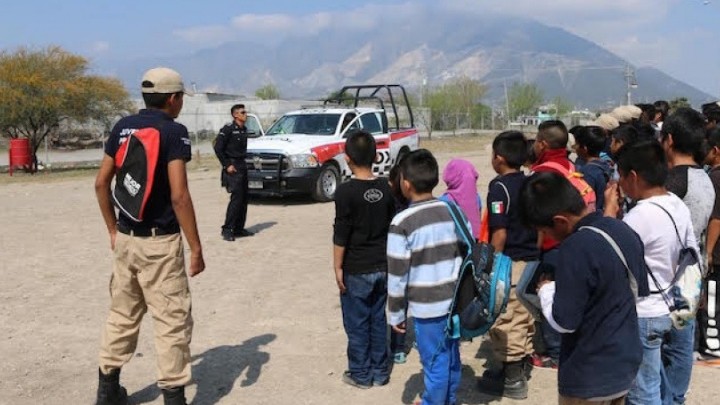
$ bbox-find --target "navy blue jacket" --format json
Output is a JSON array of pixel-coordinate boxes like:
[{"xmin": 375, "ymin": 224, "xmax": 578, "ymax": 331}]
[{"xmin": 553, "ymin": 212, "xmax": 649, "ymax": 399}]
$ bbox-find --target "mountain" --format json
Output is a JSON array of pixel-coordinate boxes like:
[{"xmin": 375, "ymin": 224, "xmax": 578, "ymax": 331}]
[{"xmin": 103, "ymin": 10, "xmax": 716, "ymax": 109}]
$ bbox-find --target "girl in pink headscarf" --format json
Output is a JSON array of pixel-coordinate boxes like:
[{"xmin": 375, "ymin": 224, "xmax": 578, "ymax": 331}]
[{"xmin": 439, "ymin": 159, "xmax": 482, "ymax": 238}]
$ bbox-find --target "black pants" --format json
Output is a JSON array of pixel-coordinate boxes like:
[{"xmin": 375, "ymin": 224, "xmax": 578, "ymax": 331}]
[
  {"xmin": 222, "ymin": 169, "xmax": 249, "ymax": 232},
  {"xmin": 697, "ymin": 266, "xmax": 720, "ymax": 356}
]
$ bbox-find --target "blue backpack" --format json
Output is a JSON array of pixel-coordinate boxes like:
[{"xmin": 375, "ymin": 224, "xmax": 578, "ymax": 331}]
[{"xmin": 444, "ymin": 201, "xmax": 512, "ymax": 339}]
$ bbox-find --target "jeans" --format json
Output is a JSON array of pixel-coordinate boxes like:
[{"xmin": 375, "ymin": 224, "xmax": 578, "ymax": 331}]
[
  {"xmin": 414, "ymin": 316, "xmax": 461, "ymax": 405},
  {"xmin": 627, "ymin": 315, "xmax": 673, "ymax": 405},
  {"xmin": 662, "ymin": 319, "xmax": 695, "ymax": 405},
  {"xmin": 340, "ymin": 271, "xmax": 389, "ymax": 385}
]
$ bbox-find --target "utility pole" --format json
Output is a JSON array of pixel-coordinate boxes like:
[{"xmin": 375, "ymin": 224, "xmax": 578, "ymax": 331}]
[
  {"xmin": 504, "ymin": 79, "xmax": 511, "ymax": 123},
  {"xmin": 624, "ymin": 64, "xmax": 638, "ymax": 105}
]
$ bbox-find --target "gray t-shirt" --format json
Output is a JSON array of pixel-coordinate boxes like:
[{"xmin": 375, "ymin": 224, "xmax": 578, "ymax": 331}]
[{"xmin": 666, "ymin": 165, "xmax": 715, "ymax": 270}]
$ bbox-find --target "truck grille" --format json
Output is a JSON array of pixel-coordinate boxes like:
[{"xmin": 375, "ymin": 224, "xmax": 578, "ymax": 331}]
[{"xmin": 245, "ymin": 153, "xmax": 287, "ymax": 171}]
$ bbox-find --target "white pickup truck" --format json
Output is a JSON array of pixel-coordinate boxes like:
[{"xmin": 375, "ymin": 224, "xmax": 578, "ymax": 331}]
[{"xmin": 244, "ymin": 85, "xmax": 419, "ymax": 201}]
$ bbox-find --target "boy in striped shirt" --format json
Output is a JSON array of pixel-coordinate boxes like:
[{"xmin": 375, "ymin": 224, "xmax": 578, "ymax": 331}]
[{"xmin": 387, "ymin": 149, "xmax": 464, "ymax": 405}]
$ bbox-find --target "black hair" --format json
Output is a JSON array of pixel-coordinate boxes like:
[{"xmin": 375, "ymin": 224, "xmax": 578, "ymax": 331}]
[
  {"xmin": 142, "ymin": 92, "xmax": 181, "ymax": 109},
  {"xmin": 612, "ymin": 122, "xmax": 655, "ymax": 146},
  {"xmin": 573, "ymin": 126, "xmax": 606, "ymax": 156},
  {"xmin": 518, "ymin": 172, "xmax": 586, "ymax": 228},
  {"xmin": 615, "ymin": 140, "xmax": 668, "ymax": 187},
  {"xmin": 636, "ymin": 103, "xmax": 657, "ymax": 124},
  {"xmin": 654, "ymin": 100, "xmax": 670, "ymax": 121},
  {"xmin": 708, "ymin": 127, "xmax": 720, "ymax": 149},
  {"xmin": 492, "ymin": 130, "xmax": 527, "ymax": 169},
  {"xmin": 537, "ymin": 120, "xmax": 568, "ymax": 149},
  {"xmin": 702, "ymin": 102, "xmax": 720, "ymax": 124},
  {"xmin": 526, "ymin": 138, "xmax": 537, "ymax": 165},
  {"xmin": 231, "ymin": 104, "xmax": 246, "ymax": 114},
  {"xmin": 661, "ymin": 107, "xmax": 707, "ymax": 157},
  {"xmin": 388, "ymin": 154, "xmax": 409, "ymax": 207},
  {"xmin": 400, "ymin": 149, "xmax": 439, "ymax": 194},
  {"xmin": 344, "ymin": 130, "xmax": 376, "ymax": 167}
]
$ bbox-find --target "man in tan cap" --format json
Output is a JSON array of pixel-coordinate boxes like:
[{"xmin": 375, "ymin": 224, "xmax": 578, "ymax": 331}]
[{"xmin": 94, "ymin": 67, "xmax": 204, "ymax": 405}]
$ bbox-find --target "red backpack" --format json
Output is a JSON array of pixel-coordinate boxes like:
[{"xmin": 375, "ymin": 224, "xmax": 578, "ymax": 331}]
[
  {"xmin": 535, "ymin": 161, "xmax": 597, "ymax": 211},
  {"xmin": 112, "ymin": 126, "xmax": 162, "ymax": 222}
]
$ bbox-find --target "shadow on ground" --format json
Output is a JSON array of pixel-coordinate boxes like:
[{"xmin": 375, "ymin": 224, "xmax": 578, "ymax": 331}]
[
  {"xmin": 129, "ymin": 333, "xmax": 276, "ymax": 405},
  {"xmin": 246, "ymin": 221, "xmax": 278, "ymax": 234}
]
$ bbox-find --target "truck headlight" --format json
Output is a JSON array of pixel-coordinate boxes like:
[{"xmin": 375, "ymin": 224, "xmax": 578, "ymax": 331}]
[{"xmin": 289, "ymin": 154, "xmax": 319, "ymax": 168}]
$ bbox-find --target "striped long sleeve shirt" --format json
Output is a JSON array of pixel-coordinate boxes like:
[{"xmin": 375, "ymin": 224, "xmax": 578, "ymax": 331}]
[{"xmin": 386, "ymin": 199, "xmax": 464, "ymax": 326}]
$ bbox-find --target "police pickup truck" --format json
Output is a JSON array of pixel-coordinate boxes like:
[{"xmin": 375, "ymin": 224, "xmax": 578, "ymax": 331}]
[{"xmin": 244, "ymin": 84, "xmax": 419, "ymax": 201}]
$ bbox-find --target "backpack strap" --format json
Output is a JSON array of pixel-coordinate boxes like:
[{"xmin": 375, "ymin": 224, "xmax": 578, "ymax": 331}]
[
  {"xmin": 648, "ymin": 202, "xmax": 686, "ymax": 249},
  {"xmin": 536, "ymin": 161, "xmax": 571, "ymax": 176},
  {"xmin": 443, "ymin": 200, "xmax": 475, "ymax": 252},
  {"xmin": 579, "ymin": 226, "xmax": 638, "ymax": 299},
  {"xmin": 639, "ymin": 202, "xmax": 684, "ymax": 307}
]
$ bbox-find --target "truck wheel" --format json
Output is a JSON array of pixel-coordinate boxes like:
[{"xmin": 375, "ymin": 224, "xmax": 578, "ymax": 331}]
[{"xmin": 313, "ymin": 164, "xmax": 340, "ymax": 202}]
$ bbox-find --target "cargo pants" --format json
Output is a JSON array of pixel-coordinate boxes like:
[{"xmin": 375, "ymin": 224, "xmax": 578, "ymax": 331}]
[
  {"xmin": 99, "ymin": 232, "xmax": 193, "ymax": 389},
  {"xmin": 488, "ymin": 260, "xmax": 535, "ymax": 362}
]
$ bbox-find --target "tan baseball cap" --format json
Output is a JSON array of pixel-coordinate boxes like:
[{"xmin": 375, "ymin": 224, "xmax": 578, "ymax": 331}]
[
  {"xmin": 610, "ymin": 106, "xmax": 633, "ymax": 123},
  {"xmin": 141, "ymin": 67, "xmax": 193, "ymax": 95},
  {"xmin": 591, "ymin": 114, "xmax": 620, "ymax": 131},
  {"xmin": 627, "ymin": 105, "xmax": 642, "ymax": 120}
]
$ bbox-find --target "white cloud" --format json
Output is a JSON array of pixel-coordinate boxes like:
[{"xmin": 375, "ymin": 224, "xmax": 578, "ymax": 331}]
[
  {"xmin": 89, "ymin": 40, "xmax": 110, "ymax": 54},
  {"xmin": 173, "ymin": 24, "xmax": 233, "ymax": 45}
]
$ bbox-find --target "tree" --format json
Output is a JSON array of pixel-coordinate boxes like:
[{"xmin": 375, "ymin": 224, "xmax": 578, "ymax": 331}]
[
  {"xmin": 551, "ymin": 96, "xmax": 574, "ymax": 118},
  {"xmin": 255, "ymin": 84, "xmax": 280, "ymax": 100},
  {"xmin": 0, "ymin": 46, "xmax": 132, "ymax": 159},
  {"xmin": 508, "ymin": 83, "xmax": 543, "ymax": 121},
  {"xmin": 424, "ymin": 77, "xmax": 486, "ymax": 133},
  {"xmin": 669, "ymin": 97, "xmax": 691, "ymax": 112}
]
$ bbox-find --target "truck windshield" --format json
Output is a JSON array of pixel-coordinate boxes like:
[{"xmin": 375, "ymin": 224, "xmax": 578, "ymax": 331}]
[{"xmin": 266, "ymin": 114, "xmax": 341, "ymax": 136}]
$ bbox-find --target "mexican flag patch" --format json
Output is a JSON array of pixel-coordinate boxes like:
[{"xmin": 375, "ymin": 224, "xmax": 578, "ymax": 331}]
[{"xmin": 491, "ymin": 201, "xmax": 504, "ymax": 214}]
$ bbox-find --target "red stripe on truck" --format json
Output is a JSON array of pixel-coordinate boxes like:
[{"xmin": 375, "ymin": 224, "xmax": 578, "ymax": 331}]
[
  {"xmin": 390, "ymin": 129, "xmax": 417, "ymax": 141},
  {"xmin": 311, "ymin": 142, "xmax": 345, "ymax": 163}
]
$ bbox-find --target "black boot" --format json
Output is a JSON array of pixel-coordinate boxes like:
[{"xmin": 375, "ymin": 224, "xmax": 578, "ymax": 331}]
[
  {"xmin": 96, "ymin": 368, "xmax": 128, "ymax": 405},
  {"xmin": 476, "ymin": 361, "xmax": 528, "ymax": 400},
  {"xmin": 162, "ymin": 386, "xmax": 188, "ymax": 405}
]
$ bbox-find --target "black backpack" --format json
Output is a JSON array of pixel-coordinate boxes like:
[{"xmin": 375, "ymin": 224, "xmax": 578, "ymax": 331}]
[{"xmin": 112, "ymin": 125, "xmax": 162, "ymax": 222}]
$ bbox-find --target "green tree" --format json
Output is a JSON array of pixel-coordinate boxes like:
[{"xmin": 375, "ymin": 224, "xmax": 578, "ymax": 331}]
[
  {"xmin": 669, "ymin": 97, "xmax": 691, "ymax": 112},
  {"xmin": 0, "ymin": 46, "xmax": 132, "ymax": 159},
  {"xmin": 551, "ymin": 96, "xmax": 574, "ymax": 117},
  {"xmin": 508, "ymin": 82, "xmax": 544, "ymax": 120},
  {"xmin": 255, "ymin": 83, "xmax": 280, "ymax": 100},
  {"xmin": 424, "ymin": 77, "xmax": 486, "ymax": 133}
]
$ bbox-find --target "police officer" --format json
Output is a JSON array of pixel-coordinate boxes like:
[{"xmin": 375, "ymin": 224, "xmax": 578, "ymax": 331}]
[{"xmin": 214, "ymin": 104, "xmax": 254, "ymax": 241}]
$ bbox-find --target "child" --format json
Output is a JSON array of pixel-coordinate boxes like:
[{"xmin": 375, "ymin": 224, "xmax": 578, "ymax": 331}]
[
  {"xmin": 572, "ymin": 126, "xmax": 612, "ymax": 211},
  {"xmin": 387, "ymin": 159, "xmax": 409, "ymax": 364},
  {"xmin": 521, "ymin": 172, "xmax": 648, "ymax": 405},
  {"xmin": 604, "ymin": 140, "xmax": 697, "ymax": 404},
  {"xmin": 438, "ymin": 159, "xmax": 482, "ymax": 238},
  {"xmin": 476, "ymin": 131, "xmax": 540, "ymax": 400},
  {"xmin": 333, "ymin": 131, "xmax": 396, "ymax": 388},
  {"xmin": 387, "ymin": 149, "xmax": 463, "ymax": 405}
]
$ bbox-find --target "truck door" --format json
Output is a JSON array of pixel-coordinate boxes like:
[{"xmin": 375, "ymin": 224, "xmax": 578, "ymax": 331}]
[{"xmin": 359, "ymin": 112, "xmax": 391, "ymax": 176}]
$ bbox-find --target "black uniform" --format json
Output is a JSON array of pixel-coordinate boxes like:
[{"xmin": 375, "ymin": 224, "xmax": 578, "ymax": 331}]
[{"xmin": 214, "ymin": 122, "xmax": 250, "ymax": 235}]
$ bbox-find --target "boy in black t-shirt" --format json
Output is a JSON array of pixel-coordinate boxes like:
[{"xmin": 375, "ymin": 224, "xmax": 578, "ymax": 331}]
[
  {"xmin": 333, "ymin": 131, "xmax": 396, "ymax": 388},
  {"xmin": 477, "ymin": 131, "xmax": 539, "ymax": 400}
]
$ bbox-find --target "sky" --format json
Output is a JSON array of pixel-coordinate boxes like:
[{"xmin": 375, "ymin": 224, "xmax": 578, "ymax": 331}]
[{"xmin": 0, "ymin": 0, "xmax": 718, "ymax": 97}]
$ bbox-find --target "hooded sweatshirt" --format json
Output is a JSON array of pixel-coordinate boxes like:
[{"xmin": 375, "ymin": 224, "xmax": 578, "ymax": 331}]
[{"xmin": 440, "ymin": 159, "xmax": 482, "ymax": 238}]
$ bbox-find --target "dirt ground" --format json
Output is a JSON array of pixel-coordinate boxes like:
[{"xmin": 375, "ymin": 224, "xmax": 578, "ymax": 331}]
[{"xmin": 0, "ymin": 136, "xmax": 717, "ymax": 404}]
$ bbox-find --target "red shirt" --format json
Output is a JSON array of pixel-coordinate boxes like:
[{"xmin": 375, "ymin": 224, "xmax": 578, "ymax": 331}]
[{"xmin": 532, "ymin": 149, "xmax": 573, "ymax": 251}]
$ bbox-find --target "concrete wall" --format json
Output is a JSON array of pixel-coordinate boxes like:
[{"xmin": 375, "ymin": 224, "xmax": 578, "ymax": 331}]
[{"xmin": 135, "ymin": 94, "xmax": 318, "ymax": 135}]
